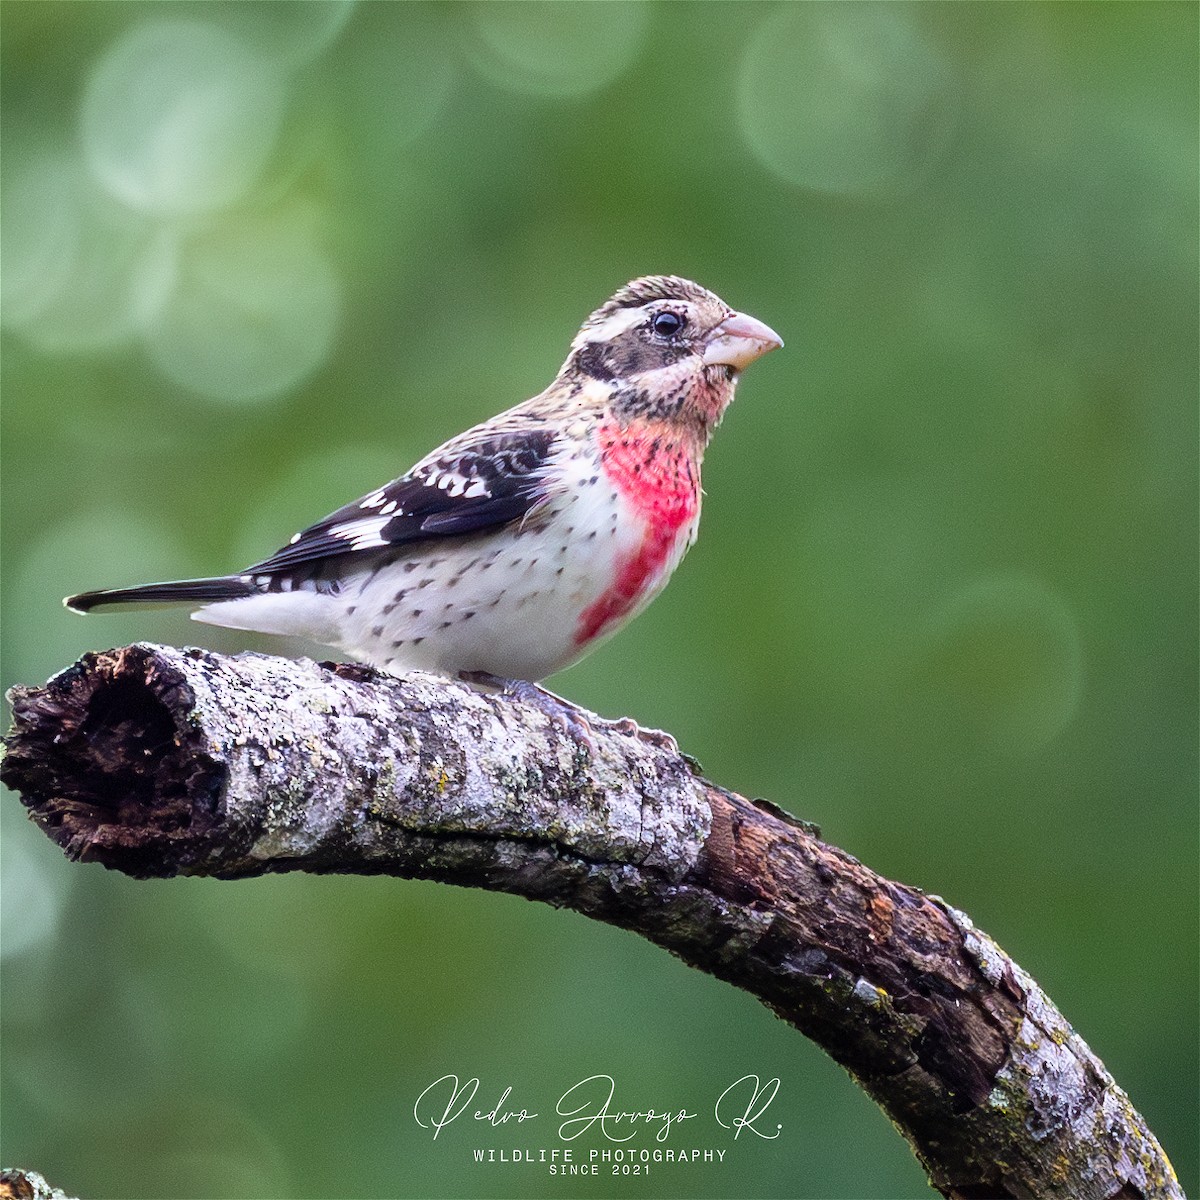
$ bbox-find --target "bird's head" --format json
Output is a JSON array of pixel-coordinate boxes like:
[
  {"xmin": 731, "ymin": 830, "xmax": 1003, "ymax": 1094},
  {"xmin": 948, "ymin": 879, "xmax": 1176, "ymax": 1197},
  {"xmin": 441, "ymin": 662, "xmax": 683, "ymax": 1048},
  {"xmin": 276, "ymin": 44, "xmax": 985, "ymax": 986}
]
[{"xmin": 563, "ymin": 275, "xmax": 782, "ymax": 437}]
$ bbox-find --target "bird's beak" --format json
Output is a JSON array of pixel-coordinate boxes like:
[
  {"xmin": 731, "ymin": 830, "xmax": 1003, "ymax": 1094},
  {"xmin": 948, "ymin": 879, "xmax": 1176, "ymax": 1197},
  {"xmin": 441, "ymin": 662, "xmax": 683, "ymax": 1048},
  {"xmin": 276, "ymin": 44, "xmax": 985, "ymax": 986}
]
[{"xmin": 702, "ymin": 311, "xmax": 784, "ymax": 371}]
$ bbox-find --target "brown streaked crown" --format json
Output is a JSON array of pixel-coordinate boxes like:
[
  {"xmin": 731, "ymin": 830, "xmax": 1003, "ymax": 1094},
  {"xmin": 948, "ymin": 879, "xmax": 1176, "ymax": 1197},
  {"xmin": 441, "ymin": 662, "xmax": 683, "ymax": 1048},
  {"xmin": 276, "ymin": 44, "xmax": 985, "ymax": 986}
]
[{"xmin": 580, "ymin": 275, "xmax": 726, "ymax": 332}]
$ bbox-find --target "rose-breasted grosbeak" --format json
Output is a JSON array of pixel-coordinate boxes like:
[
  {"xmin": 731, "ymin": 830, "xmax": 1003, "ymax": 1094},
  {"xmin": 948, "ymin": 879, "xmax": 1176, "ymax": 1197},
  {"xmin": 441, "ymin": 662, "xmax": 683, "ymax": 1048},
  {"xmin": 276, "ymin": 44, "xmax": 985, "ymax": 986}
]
[{"xmin": 68, "ymin": 276, "xmax": 781, "ymax": 711}]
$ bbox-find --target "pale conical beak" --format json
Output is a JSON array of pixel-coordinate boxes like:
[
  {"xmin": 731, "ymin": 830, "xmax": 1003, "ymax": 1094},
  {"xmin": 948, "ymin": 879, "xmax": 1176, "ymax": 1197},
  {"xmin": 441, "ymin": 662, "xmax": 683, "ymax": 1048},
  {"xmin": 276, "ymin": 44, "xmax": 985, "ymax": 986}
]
[{"xmin": 703, "ymin": 311, "xmax": 784, "ymax": 371}]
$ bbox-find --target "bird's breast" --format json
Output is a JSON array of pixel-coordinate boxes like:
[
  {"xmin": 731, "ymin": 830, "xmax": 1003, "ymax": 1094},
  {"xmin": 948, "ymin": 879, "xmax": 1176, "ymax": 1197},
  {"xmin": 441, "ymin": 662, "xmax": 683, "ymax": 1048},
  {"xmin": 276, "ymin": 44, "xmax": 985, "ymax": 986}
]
[
  {"xmin": 572, "ymin": 420, "xmax": 701, "ymax": 646},
  {"xmin": 592, "ymin": 419, "xmax": 701, "ymax": 531}
]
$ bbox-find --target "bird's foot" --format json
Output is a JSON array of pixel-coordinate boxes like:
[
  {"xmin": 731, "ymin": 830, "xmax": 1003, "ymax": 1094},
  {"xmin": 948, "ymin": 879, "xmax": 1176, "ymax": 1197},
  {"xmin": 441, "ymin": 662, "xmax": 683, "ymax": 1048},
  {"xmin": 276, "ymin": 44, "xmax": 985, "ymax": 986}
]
[
  {"xmin": 460, "ymin": 673, "xmax": 596, "ymax": 746},
  {"xmin": 459, "ymin": 673, "xmax": 680, "ymax": 755}
]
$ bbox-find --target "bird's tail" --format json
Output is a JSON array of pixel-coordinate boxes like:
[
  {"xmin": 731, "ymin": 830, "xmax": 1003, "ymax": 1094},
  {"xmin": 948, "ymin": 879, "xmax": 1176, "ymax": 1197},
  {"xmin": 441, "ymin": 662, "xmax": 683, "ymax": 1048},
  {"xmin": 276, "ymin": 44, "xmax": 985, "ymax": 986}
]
[{"xmin": 65, "ymin": 576, "xmax": 257, "ymax": 614}]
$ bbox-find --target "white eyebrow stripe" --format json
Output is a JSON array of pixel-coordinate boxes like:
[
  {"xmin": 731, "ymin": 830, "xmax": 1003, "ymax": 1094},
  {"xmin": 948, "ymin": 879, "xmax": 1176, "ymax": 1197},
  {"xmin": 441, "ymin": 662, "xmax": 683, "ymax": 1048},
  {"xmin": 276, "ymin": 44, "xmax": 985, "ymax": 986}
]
[{"xmin": 571, "ymin": 305, "xmax": 647, "ymax": 348}]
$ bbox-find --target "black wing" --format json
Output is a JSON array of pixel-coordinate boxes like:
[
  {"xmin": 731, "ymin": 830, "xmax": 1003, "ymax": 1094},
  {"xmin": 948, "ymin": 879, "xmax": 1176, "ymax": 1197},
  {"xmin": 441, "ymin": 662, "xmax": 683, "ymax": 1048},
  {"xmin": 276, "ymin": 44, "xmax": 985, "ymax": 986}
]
[{"xmin": 246, "ymin": 429, "xmax": 556, "ymax": 576}]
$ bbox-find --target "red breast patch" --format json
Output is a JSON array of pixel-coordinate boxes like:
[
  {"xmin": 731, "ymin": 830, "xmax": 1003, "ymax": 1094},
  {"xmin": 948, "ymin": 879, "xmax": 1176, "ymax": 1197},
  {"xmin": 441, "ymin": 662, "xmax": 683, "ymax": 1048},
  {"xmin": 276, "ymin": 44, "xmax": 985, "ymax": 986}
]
[{"xmin": 574, "ymin": 421, "xmax": 699, "ymax": 645}]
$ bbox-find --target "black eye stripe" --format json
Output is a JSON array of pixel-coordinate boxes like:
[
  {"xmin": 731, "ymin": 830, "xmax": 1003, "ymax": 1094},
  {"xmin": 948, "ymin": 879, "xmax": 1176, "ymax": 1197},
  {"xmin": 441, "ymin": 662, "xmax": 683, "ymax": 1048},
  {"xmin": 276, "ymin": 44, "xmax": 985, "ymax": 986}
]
[{"xmin": 573, "ymin": 329, "xmax": 689, "ymax": 379}]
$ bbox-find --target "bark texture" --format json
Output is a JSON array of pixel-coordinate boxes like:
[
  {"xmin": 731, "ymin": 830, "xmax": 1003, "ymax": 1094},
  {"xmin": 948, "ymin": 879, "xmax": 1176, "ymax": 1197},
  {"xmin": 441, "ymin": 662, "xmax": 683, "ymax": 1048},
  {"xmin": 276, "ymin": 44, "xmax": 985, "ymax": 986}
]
[
  {"xmin": 0, "ymin": 1169, "xmax": 75, "ymax": 1200},
  {"xmin": 1, "ymin": 644, "xmax": 1184, "ymax": 1200}
]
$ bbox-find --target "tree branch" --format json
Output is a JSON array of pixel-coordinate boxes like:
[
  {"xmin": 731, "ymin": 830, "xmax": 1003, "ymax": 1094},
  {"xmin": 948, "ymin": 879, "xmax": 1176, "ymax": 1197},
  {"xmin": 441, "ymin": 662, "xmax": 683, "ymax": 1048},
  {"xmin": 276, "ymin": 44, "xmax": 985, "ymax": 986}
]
[
  {"xmin": 0, "ymin": 1168, "xmax": 75, "ymax": 1200},
  {"xmin": 1, "ymin": 644, "xmax": 1183, "ymax": 1200}
]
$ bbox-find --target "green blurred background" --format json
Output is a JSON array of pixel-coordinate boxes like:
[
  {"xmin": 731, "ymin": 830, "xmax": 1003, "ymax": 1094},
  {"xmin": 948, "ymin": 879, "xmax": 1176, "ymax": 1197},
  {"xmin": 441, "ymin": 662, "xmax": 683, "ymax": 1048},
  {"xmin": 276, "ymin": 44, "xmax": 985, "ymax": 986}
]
[{"xmin": 2, "ymin": 3, "xmax": 1196, "ymax": 1197}]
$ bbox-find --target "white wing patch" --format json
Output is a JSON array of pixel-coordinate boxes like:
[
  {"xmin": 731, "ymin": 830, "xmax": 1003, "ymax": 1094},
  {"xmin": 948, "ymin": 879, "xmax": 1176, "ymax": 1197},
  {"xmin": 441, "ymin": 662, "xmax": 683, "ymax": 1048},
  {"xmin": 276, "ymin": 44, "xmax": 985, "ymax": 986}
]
[
  {"xmin": 327, "ymin": 515, "xmax": 391, "ymax": 552},
  {"xmin": 422, "ymin": 468, "xmax": 493, "ymax": 499},
  {"xmin": 250, "ymin": 432, "xmax": 554, "ymax": 576}
]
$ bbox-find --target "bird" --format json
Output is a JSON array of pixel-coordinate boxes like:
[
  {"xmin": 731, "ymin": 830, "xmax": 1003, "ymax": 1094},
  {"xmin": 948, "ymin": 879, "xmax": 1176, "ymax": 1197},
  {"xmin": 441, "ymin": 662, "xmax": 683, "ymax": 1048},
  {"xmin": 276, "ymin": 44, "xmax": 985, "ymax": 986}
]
[{"xmin": 67, "ymin": 276, "xmax": 782, "ymax": 736}]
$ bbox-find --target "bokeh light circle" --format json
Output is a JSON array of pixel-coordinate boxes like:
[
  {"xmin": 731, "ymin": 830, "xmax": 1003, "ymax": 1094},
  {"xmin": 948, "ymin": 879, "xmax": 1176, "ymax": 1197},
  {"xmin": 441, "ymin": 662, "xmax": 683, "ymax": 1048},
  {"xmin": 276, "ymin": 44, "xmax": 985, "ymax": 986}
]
[
  {"xmin": 1, "ymin": 151, "xmax": 80, "ymax": 328},
  {"xmin": 206, "ymin": 0, "xmax": 357, "ymax": 68},
  {"xmin": 468, "ymin": 1, "xmax": 648, "ymax": 98},
  {"xmin": 1, "ymin": 152, "xmax": 177, "ymax": 353},
  {"xmin": 738, "ymin": 3, "xmax": 956, "ymax": 199},
  {"xmin": 917, "ymin": 574, "xmax": 1083, "ymax": 754},
  {"xmin": 144, "ymin": 202, "xmax": 341, "ymax": 404},
  {"xmin": 81, "ymin": 18, "xmax": 285, "ymax": 217}
]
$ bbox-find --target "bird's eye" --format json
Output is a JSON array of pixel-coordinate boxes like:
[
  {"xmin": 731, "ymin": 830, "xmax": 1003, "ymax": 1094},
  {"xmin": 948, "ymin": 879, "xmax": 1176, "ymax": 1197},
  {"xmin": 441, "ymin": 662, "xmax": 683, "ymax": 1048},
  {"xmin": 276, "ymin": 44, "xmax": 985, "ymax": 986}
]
[{"xmin": 651, "ymin": 311, "xmax": 686, "ymax": 338}]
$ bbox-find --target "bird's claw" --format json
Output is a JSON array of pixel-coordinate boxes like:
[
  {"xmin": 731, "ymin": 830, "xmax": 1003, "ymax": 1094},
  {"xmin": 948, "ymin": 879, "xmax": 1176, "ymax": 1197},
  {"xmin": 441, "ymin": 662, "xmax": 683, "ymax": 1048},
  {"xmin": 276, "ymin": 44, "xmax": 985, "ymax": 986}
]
[
  {"xmin": 603, "ymin": 719, "xmax": 678, "ymax": 754},
  {"xmin": 461, "ymin": 672, "xmax": 597, "ymax": 749},
  {"xmin": 525, "ymin": 692, "xmax": 597, "ymax": 750}
]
